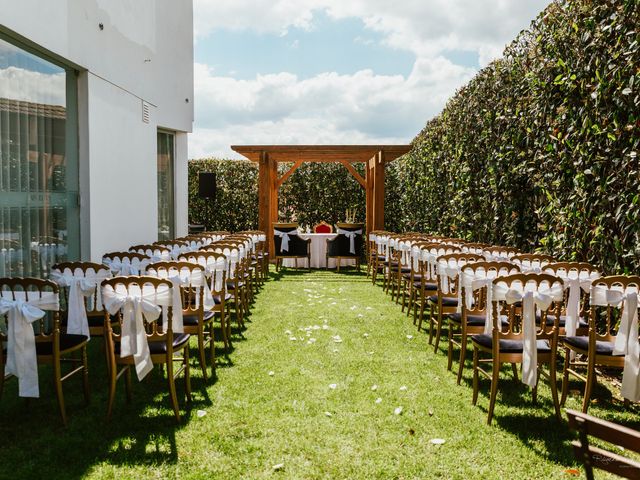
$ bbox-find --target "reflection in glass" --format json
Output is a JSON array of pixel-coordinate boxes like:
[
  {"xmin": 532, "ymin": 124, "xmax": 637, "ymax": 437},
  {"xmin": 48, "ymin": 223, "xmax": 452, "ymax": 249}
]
[
  {"xmin": 0, "ymin": 37, "xmax": 78, "ymax": 277},
  {"xmin": 157, "ymin": 131, "xmax": 175, "ymax": 241}
]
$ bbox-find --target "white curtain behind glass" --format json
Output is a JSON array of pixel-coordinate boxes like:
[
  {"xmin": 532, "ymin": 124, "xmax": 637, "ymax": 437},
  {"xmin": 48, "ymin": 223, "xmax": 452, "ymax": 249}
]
[{"xmin": 0, "ymin": 37, "xmax": 69, "ymax": 277}]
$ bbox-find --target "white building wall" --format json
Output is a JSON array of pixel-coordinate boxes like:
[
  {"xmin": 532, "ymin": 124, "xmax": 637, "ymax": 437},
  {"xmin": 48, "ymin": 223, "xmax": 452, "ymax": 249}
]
[{"xmin": 0, "ymin": 0, "xmax": 194, "ymax": 261}]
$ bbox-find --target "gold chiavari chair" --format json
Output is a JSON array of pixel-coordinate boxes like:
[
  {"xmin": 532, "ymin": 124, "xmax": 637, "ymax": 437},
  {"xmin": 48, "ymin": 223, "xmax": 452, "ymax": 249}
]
[
  {"xmin": 511, "ymin": 253, "xmax": 556, "ymax": 272},
  {"xmin": 179, "ymin": 251, "xmax": 231, "ymax": 351},
  {"xmin": 0, "ymin": 277, "xmax": 89, "ymax": 426},
  {"xmin": 414, "ymin": 243, "xmax": 462, "ymax": 331},
  {"xmin": 146, "ymin": 261, "xmax": 217, "ymax": 381},
  {"xmin": 102, "ymin": 276, "xmax": 191, "ymax": 422},
  {"xmin": 561, "ymin": 275, "xmax": 640, "ymax": 413},
  {"xmin": 202, "ymin": 244, "xmax": 246, "ymax": 328},
  {"xmin": 429, "ymin": 252, "xmax": 483, "ymax": 352},
  {"xmin": 471, "ymin": 273, "xmax": 564, "ymax": 425},
  {"xmin": 129, "ymin": 244, "xmax": 172, "ymax": 263},
  {"xmin": 482, "ymin": 245, "xmax": 521, "ymax": 261},
  {"xmin": 448, "ymin": 261, "xmax": 520, "ymax": 384}
]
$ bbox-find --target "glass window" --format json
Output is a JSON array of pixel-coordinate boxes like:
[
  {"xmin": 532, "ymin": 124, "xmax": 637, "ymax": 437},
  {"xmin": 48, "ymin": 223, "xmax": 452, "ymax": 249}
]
[
  {"xmin": 0, "ymin": 36, "xmax": 79, "ymax": 277},
  {"xmin": 157, "ymin": 131, "xmax": 175, "ymax": 241}
]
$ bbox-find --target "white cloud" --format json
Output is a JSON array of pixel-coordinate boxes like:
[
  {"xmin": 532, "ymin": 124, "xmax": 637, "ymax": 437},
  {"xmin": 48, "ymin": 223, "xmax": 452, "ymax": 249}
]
[
  {"xmin": 0, "ymin": 67, "xmax": 66, "ymax": 106},
  {"xmin": 189, "ymin": 0, "xmax": 550, "ymax": 159}
]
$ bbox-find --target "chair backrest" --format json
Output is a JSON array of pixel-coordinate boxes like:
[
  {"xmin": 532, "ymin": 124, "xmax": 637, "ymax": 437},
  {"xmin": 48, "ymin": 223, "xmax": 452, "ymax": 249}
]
[
  {"xmin": 178, "ymin": 251, "xmax": 228, "ymax": 294},
  {"xmin": 102, "ymin": 276, "xmax": 175, "ymax": 341},
  {"xmin": 129, "ymin": 244, "xmax": 172, "ymax": 262},
  {"xmin": 483, "ymin": 245, "xmax": 521, "ymax": 261},
  {"xmin": 511, "ymin": 253, "xmax": 556, "ymax": 271},
  {"xmin": 461, "ymin": 243, "xmax": 491, "ymax": 255},
  {"xmin": 0, "ymin": 277, "xmax": 60, "ymax": 340},
  {"xmin": 544, "ymin": 262, "xmax": 601, "ymax": 318},
  {"xmin": 313, "ymin": 221, "xmax": 333, "ymax": 233},
  {"xmin": 102, "ymin": 251, "xmax": 151, "ymax": 275},
  {"xmin": 567, "ymin": 409, "xmax": 640, "ymax": 480},
  {"xmin": 436, "ymin": 253, "xmax": 483, "ymax": 297},
  {"xmin": 202, "ymin": 244, "xmax": 241, "ymax": 278},
  {"xmin": 491, "ymin": 273, "xmax": 564, "ymax": 339},
  {"xmin": 50, "ymin": 261, "xmax": 112, "ymax": 315},
  {"xmin": 145, "ymin": 261, "xmax": 210, "ymax": 314},
  {"xmin": 460, "ymin": 261, "xmax": 521, "ymax": 313},
  {"xmin": 589, "ymin": 275, "xmax": 640, "ymax": 341}
]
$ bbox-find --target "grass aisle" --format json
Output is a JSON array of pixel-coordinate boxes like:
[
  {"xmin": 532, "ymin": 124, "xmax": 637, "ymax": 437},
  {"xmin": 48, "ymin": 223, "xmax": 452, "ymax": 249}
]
[{"xmin": 1, "ymin": 269, "xmax": 635, "ymax": 479}]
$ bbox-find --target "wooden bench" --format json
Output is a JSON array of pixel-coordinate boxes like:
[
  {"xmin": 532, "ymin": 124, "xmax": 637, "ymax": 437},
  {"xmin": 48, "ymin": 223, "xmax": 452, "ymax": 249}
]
[{"xmin": 567, "ymin": 409, "xmax": 640, "ymax": 480}]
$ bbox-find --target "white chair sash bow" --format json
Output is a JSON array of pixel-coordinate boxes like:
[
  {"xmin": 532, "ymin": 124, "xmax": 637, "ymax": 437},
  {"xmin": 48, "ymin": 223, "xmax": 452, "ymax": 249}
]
[
  {"xmin": 591, "ymin": 284, "xmax": 640, "ymax": 402},
  {"xmin": 49, "ymin": 268, "xmax": 111, "ymax": 338},
  {"xmin": 493, "ymin": 281, "xmax": 564, "ymax": 388},
  {"xmin": 103, "ymin": 256, "xmax": 149, "ymax": 276},
  {"xmin": 0, "ymin": 291, "xmax": 59, "ymax": 397},
  {"xmin": 102, "ymin": 284, "xmax": 172, "ymax": 380},
  {"xmin": 336, "ymin": 228, "xmax": 362, "ymax": 255},
  {"xmin": 274, "ymin": 229, "xmax": 298, "ymax": 252}
]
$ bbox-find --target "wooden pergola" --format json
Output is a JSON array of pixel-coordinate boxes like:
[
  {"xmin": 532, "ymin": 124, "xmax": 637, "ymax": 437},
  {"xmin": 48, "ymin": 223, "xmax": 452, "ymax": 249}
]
[{"xmin": 231, "ymin": 145, "xmax": 411, "ymax": 256}]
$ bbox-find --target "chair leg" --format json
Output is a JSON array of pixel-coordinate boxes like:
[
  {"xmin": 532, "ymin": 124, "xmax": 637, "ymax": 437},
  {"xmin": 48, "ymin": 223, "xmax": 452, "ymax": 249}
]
[
  {"xmin": 53, "ymin": 356, "xmax": 68, "ymax": 427},
  {"xmin": 446, "ymin": 322, "xmax": 455, "ymax": 371},
  {"xmin": 167, "ymin": 359, "xmax": 181, "ymax": 422},
  {"xmin": 511, "ymin": 363, "xmax": 519, "ymax": 382},
  {"xmin": 457, "ymin": 331, "xmax": 468, "ymax": 385},
  {"xmin": 433, "ymin": 310, "xmax": 444, "ymax": 352},
  {"xmin": 582, "ymin": 355, "xmax": 597, "ymax": 413},
  {"xmin": 560, "ymin": 347, "xmax": 570, "ymax": 406},
  {"xmin": 81, "ymin": 346, "xmax": 90, "ymax": 404},
  {"xmin": 549, "ymin": 361, "xmax": 561, "ymax": 420},
  {"xmin": 184, "ymin": 347, "xmax": 192, "ymax": 403},
  {"xmin": 472, "ymin": 347, "xmax": 480, "ymax": 406},
  {"xmin": 487, "ymin": 360, "xmax": 501, "ymax": 425},
  {"xmin": 198, "ymin": 326, "xmax": 208, "ymax": 382},
  {"xmin": 209, "ymin": 322, "xmax": 216, "ymax": 374},
  {"xmin": 106, "ymin": 366, "xmax": 118, "ymax": 420}
]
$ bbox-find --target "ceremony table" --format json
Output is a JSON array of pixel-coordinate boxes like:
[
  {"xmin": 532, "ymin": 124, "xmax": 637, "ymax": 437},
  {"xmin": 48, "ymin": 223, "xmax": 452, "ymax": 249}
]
[{"xmin": 281, "ymin": 233, "xmax": 357, "ymax": 269}]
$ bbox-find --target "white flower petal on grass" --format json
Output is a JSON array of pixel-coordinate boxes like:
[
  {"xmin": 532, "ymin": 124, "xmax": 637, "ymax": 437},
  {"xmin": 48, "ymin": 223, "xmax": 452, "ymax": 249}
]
[
  {"xmin": 357, "ymin": 314, "xmax": 364, "ymax": 318},
  {"xmin": 371, "ymin": 385, "xmax": 378, "ymax": 391},
  {"xmin": 366, "ymin": 307, "xmax": 373, "ymax": 310},
  {"xmin": 394, "ymin": 406, "xmax": 403, "ymax": 415},
  {"xmin": 406, "ymin": 335, "xmax": 414, "ymax": 340},
  {"xmin": 284, "ymin": 330, "xmax": 292, "ymax": 335},
  {"xmin": 325, "ymin": 411, "xmax": 332, "ymax": 417},
  {"xmin": 363, "ymin": 333, "xmax": 369, "ymax": 338},
  {"xmin": 196, "ymin": 409, "xmax": 207, "ymax": 418},
  {"xmin": 329, "ymin": 384, "xmax": 337, "ymax": 389},
  {"xmin": 375, "ymin": 397, "xmax": 382, "ymax": 404},
  {"xmin": 332, "ymin": 335, "xmax": 343, "ymax": 343},
  {"xmin": 368, "ymin": 351, "xmax": 374, "ymax": 355},
  {"xmin": 268, "ymin": 371, "xmax": 275, "ymax": 376},
  {"xmin": 350, "ymin": 305, "xmax": 357, "ymax": 310},
  {"xmin": 399, "ymin": 386, "xmax": 407, "ymax": 391},
  {"xmin": 322, "ymin": 325, "xmax": 329, "ymax": 330},
  {"xmin": 289, "ymin": 337, "xmax": 297, "ymax": 341},
  {"xmin": 330, "ymin": 302, "xmax": 337, "ymax": 305},
  {"xmin": 312, "ymin": 325, "xmax": 320, "ymax": 330},
  {"xmin": 272, "ymin": 463, "xmax": 285, "ymax": 471},
  {"xmin": 430, "ymin": 438, "xmax": 446, "ymax": 445},
  {"xmin": 309, "ymin": 338, "xmax": 316, "ymax": 343}
]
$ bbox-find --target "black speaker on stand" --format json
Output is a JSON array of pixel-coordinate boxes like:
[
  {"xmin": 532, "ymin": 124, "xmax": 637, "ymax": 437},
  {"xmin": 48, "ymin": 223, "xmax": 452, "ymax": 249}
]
[{"xmin": 198, "ymin": 172, "xmax": 216, "ymax": 230}]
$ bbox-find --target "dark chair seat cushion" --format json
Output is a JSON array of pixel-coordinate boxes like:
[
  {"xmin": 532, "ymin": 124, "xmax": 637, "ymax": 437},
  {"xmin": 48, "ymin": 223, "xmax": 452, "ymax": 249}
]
[
  {"xmin": 115, "ymin": 334, "xmax": 191, "ymax": 356},
  {"xmin": 427, "ymin": 295, "xmax": 458, "ymax": 307},
  {"xmin": 471, "ymin": 334, "xmax": 551, "ymax": 353},
  {"xmin": 227, "ymin": 281, "xmax": 245, "ymax": 290},
  {"xmin": 36, "ymin": 334, "xmax": 89, "ymax": 356},
  {"xmin": 563, "ymin": 336, "xmax": 619, "ymax": 356},
  {"xmin": 446, "ymin": 312, "xmax": 509, "ymax": 328},
  {"xmin": 536, "ymin": 314, "xmax": 588, "ymax": 329},
  {"xmin": 183, "ymin": 310, "xmax": 216, "ymax": 327},
  {"xmin": 213, "ymin": 293, "xmax": 232, "ymax": 304}
]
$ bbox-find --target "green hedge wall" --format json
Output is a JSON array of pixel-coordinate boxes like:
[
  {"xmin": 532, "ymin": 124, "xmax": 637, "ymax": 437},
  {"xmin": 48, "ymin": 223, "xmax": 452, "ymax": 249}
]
[
  {"xmin": 388, "ymin": 0, "xmax": 640, "ymax": 273},
  {"xmin": 188, "ymin": 160, "xmax": 365, "ymax": 231}
]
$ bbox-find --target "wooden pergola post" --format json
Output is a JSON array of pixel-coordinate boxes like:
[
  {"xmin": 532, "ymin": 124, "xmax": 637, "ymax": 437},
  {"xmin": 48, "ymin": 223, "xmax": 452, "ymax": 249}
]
[{"xmin": 233, "ymin": 145, "xmax": 411, "ymax": 258}]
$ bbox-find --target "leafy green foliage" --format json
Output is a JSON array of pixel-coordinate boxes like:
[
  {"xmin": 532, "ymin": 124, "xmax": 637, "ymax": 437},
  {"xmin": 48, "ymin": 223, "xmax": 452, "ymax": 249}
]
[
  {"xmin": 188, "ymin": 159, "xmax": 365, "ymax": 231},
  {"xmin": 387, "ymin": 0, "xmax": 640, "ymax": 273}
]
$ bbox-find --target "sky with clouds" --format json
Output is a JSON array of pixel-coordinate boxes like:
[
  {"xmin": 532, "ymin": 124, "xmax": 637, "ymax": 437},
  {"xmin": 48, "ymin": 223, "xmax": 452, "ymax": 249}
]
[{"xmin": 190, "ymin": 0, "xmax": 550, "ymax": 159}]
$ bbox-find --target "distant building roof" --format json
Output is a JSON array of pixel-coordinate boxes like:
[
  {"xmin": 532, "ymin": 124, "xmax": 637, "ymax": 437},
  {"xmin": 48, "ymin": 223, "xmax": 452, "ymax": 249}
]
[{"xmin": 0, "ymin": 97, "xmax": 66, "ymax": 120}]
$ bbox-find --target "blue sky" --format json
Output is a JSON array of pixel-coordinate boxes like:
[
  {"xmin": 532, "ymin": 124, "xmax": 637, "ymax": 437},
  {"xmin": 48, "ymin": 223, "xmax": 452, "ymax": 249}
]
[{"xmin": 190, "ymin": 1, "xmax": 549, "ymax": 159}]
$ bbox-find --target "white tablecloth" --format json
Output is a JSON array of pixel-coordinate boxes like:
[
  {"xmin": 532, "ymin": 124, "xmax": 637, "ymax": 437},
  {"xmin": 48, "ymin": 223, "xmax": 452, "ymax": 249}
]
[{"xmin": 281, "ymin": 233, "xmax": 357, "ymax": 269}]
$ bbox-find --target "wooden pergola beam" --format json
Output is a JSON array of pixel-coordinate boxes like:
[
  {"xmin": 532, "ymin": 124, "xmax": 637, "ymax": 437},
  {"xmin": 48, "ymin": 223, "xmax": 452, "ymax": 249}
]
[
  {"xmin": 338, "ymin": 159, "xmax": 365, "ymax": 188},
  {"xmin": 276, "ymin": 158, "xmax": 304, "ymax": 188},
  {"xmin": 235, "ymin": 144, "xmax": 411, "ymax": 256}
]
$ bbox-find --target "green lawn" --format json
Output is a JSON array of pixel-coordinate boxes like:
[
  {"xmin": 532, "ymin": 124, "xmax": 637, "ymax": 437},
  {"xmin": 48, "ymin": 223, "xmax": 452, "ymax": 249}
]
[{"xmin": 1, "ymin": 269, "xmax": 638, "ymax": 479}]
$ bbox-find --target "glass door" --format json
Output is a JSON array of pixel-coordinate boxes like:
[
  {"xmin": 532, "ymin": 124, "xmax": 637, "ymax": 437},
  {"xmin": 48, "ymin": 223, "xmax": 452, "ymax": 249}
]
[
  {"xmin": 0, "ymin": 36, "xmax": 79, "ymax": 277},
  {"xmin": 157, "ymin": 131, "xmax": 175, "ymax": 241}
]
